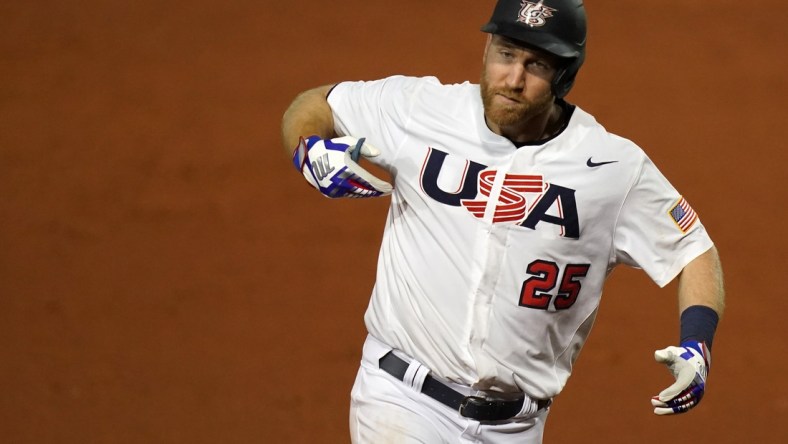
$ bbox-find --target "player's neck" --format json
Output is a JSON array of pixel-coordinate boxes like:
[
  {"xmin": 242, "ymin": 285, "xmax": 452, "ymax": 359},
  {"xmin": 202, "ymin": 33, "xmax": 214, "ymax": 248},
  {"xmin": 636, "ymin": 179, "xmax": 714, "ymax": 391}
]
[{"xmin": 490, "ymin": 102, "xmax": 564, "ymax": 145}]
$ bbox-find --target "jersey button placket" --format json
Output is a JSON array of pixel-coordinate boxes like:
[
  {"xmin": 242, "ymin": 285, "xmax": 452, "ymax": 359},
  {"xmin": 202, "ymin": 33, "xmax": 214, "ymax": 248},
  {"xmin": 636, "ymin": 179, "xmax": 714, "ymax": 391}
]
[{"xmin": 465, "ymin": 165, "xmax": 510, "ymax": 378}]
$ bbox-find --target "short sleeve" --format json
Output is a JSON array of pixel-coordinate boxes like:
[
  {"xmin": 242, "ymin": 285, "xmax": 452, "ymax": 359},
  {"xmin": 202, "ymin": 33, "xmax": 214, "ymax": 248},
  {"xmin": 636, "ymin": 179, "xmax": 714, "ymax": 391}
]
[
  {"xmin": 327, "ymin": 76, "xmax": 431, "ymax": 169},
  {"xmin": 613, "ymin": 156, "xmax": 714, "ymax": 287}
]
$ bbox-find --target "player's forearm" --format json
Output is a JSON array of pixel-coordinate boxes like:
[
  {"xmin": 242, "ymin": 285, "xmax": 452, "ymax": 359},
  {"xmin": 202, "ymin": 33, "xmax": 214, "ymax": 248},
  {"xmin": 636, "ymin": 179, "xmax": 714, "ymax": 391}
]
[
  {"xmin": 677, "ymin": 246, "xmax": 725, "ymax": 316},
  {"xmin": 281, "ymin": 84, "xmax": 337, "ymax": 155}
]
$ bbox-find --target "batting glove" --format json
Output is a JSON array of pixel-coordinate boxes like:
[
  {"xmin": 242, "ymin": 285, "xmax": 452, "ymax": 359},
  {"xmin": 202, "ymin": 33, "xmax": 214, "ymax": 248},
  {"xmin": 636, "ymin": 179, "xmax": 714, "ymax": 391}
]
[
  {"xmin": 292, "ymin": 136, "xmax": 393, "ymax": 198},
  {"xmin": 651, "ymin": 341, "xmax": 710, "ymax": 415}
]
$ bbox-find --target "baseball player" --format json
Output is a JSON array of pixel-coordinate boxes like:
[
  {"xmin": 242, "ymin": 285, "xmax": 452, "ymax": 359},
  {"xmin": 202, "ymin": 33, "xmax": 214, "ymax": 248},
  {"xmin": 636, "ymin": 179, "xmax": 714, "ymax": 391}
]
[{"xmin": 282, "ymin": 0, "xmax": 725, "ymax": 442}]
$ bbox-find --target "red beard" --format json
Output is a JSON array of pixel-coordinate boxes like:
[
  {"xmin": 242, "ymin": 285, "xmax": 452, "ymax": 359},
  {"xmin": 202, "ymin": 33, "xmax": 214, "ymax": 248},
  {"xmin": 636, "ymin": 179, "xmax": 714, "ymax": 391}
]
[{"xmin": 480, "ymin": 70, "xmax": 554, "ymax": 129}]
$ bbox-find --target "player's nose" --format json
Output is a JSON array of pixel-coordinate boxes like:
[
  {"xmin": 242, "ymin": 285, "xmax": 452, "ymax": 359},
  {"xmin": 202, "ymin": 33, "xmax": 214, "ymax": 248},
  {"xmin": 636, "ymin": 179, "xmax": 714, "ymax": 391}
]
[{"xmin": 504, "ymin": 65, "xmax": 526, "ymax": 90}]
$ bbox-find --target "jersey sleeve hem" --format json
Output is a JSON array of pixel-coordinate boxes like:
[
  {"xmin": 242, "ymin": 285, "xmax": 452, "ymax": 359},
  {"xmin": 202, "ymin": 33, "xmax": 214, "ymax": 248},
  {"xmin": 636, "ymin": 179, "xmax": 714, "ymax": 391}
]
[{"xmin": 653, "ymin": 238, "xmax": 715, "ymax": 288}]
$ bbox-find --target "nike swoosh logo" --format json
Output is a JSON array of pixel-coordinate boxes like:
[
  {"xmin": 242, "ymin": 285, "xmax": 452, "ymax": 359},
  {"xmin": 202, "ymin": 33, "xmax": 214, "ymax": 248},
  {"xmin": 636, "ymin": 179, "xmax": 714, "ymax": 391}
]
[{"xmin": 586, "ymin": 157, "xmax": 619, "ymax": 167}]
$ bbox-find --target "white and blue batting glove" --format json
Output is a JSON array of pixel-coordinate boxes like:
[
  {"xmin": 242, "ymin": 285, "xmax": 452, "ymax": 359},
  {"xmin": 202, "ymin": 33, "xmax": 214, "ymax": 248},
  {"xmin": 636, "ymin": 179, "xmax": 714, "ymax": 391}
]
[
  {"xmin": 651, "ymin": 341, "xmax": 710, "ymax": 415},
  {"xmin": 292, "ymin": 135, "xmax": 392, "ymax": 198}
]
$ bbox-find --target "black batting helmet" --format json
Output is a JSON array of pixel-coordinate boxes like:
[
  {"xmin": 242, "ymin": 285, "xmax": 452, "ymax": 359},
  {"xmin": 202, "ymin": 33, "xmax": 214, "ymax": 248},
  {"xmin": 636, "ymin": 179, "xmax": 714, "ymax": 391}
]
[{"xmin": 481, "ymin": 0, "xmax": 587, "ymax": 98}]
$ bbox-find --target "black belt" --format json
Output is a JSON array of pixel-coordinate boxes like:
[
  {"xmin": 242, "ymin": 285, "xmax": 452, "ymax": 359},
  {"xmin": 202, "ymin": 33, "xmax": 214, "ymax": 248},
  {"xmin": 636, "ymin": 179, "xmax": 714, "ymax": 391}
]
[{"xmin": 378, "ymin": 351, "xmax": 551, "ymax": 421}]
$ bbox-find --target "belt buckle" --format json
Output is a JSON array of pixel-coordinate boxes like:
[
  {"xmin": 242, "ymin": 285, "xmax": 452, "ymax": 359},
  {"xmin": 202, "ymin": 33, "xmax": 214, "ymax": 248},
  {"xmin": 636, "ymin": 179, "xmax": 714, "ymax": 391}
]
[{"xmin": 458, "ymin": 396, "xmax": 488, "ymax": 418}]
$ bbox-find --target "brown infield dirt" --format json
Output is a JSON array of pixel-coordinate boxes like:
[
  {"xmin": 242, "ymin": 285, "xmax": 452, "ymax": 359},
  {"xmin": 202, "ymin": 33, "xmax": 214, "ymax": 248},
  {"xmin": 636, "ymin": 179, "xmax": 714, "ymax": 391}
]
[{"xmin": 1, "ymin": 1, "xmax": 787, "ymax": 443}]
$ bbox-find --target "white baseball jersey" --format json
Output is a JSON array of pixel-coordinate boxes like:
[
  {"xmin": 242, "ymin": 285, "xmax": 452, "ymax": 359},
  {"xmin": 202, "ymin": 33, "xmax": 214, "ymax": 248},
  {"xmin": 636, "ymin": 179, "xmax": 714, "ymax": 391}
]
[{"xmin": 327, "ymin": 75, "xmax": 713, "ymax": 400}]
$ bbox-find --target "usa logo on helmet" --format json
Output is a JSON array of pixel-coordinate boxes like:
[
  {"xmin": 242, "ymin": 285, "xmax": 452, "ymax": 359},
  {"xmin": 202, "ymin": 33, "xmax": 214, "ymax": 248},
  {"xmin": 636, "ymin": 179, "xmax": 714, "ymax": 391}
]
[{"xmin": 517, "ymin": 1, "xmax": 557, "ymax": 27}]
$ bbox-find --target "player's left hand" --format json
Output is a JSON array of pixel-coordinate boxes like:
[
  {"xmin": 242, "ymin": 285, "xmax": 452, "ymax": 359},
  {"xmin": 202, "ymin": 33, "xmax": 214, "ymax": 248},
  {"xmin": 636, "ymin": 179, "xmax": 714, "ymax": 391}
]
[
  {"xmin": 292, "ymin": 135, "xmax": 393, "ymax": 198},
  {"xmin": 651, "ymin": 341, "xmax": 710, "ymax": 415}
]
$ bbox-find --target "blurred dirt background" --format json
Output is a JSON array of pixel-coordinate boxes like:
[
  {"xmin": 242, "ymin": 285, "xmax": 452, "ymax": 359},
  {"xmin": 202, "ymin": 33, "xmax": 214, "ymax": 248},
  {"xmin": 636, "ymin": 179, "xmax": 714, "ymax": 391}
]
[{"xmin": 1, "ymin": 1, "xmax": 786, "ymax": 442}]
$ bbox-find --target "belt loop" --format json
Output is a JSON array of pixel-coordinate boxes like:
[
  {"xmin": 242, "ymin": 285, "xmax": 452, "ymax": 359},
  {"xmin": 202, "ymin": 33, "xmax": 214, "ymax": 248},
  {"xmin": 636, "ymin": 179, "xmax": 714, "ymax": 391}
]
[{"xmin": 403, "ymin": 358, "xmax": 430, "ymax": 393}]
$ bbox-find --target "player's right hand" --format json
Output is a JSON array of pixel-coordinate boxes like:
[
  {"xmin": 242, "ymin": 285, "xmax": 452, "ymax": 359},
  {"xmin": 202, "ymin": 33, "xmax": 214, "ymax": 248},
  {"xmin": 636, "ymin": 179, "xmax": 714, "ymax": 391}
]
[
  {"xmin": 292, "ymin": 136, "xmax": 393, "ymax": 198},
  {"xmin": 651, "ymin": 341, "xmax": 710, "ymax": 415}
]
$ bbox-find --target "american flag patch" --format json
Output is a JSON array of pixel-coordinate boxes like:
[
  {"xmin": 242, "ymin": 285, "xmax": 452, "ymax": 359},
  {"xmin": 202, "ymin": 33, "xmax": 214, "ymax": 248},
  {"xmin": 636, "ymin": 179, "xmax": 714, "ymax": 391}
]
[{"xmin": 668, "ymin": 196, "xmax": 698, "ymax": 232}]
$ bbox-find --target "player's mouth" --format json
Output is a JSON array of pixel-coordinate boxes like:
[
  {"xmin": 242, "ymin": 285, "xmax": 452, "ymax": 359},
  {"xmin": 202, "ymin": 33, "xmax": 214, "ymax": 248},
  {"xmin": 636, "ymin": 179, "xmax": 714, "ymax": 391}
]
[{"xmin": 495, "ymin": 93, "xmax": 521, "ymax": 105}]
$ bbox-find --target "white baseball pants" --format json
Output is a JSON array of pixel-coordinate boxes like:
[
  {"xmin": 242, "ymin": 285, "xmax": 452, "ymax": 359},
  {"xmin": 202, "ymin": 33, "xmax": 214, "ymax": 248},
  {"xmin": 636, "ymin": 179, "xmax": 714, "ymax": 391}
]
[{"xmin": 349, "ymin": 335, "xmax": 549, "ymax": 444}]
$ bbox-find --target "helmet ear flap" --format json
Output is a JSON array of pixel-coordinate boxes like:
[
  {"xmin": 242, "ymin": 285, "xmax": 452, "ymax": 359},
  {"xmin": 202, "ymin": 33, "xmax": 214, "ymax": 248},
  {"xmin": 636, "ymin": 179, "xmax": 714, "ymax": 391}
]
[
  {"xmin": 551, "ymin": 67, "xmax": 570, "ymax": 99},
  {"xmin": 551, "ymin": 54, "xmax": 584, "ymax": 98}
]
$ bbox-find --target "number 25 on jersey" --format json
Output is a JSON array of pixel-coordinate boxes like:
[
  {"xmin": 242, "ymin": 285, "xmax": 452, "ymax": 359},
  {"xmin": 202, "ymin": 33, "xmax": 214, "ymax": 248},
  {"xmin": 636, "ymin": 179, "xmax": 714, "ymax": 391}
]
[{"xmin": 519, "ymin": 260, "xmax": 591, "ymax": 311}]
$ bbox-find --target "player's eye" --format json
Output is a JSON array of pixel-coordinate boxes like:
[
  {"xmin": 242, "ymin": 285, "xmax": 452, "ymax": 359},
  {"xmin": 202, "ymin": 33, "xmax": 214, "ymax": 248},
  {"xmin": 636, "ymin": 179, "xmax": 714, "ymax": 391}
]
[{"xmin": 528, "ymin": 60, "xmax": 553, "ymax": 72}]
